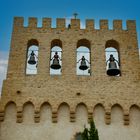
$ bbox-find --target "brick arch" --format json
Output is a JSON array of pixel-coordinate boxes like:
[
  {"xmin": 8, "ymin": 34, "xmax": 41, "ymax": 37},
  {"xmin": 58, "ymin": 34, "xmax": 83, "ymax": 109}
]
[
  {"xmin": 105, "ymin": 39, "xmax": 119, "ymax": 51},
  {"xmin": 23, "ymin": 101, "xmax": 35, "ymax": 108},
  {"xmin": 40, "ymin": 101, "xmax": 52, "ymax": 110},
  {"xmin": 93, "ymin": 103, "xmax": 105, "ymax": 111},
  {"xmin": 27, "ymin": 39, "xmax": 39, "ymax": 48},
  {"xmin": 57, "ymin": 102, "xmax": 70, "ymax": 110},
  {"xmin": 75, "ymin": 102, "xmax": 88, "ymax": 111},
  {"xmin": 111, "ymin": 103, "xmax": 124, "ymax": 111},
  {"xmin": 129, "ymin": 104, "xmax": 140, "ymax": 110},
  {"xmin": 77, "ymin": 38, "xmax": 90, "ymax": 49},
  {"xmin": 4, "ymin": 100, "xmax": 17, "ymax": 110},
  {"xmin": 51, "ymin": 39, "xmax": 62, "ymax": 48}
]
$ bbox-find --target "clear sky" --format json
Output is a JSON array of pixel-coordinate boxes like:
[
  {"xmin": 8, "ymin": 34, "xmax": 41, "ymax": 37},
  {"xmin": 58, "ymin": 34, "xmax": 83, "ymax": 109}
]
[{"xmin": 0, "ymin": 0, "xmax": 140, "ymax": 93}]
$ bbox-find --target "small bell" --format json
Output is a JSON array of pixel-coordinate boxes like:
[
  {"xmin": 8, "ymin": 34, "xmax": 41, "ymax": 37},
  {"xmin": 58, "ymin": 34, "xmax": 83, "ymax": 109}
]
[
  {"xmin": 78, "ymin": 56, "xmax": 89, "ymax": 70},
  {"xmin": 107, "ymin": 54, "xmax": 120, "ymax": 76},
  {"xmin": 28, "ymin": 51, "xmax": 36, "ymax": 65},
  {"xmin": 50, "ymin": 52, "xmax": 61, "ymax": 70}
]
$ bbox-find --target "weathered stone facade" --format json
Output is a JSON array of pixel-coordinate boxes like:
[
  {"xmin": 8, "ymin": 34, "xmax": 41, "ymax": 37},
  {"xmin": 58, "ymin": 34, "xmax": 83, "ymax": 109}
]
[{"xmin": 0, "ymin": 17, "xmax": 140, "ymax": 140}]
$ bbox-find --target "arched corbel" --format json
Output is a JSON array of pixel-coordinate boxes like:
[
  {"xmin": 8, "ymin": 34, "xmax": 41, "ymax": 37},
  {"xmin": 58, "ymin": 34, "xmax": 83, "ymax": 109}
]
[
  {"xmin": 34, "ymin": 106, "xmax": 40, "ymax": 123},
  {"xmin": 70, "ymin": 105, "xmax": 76, "ymax": 122},
  {"xmin": 0, "ymin": 109, "xmax": 5, "ymax": 122},
  {"xmin": 88, "ymin": 107, "xmax": 93, "ymax": 122},
  {"xmin": 52, "ymin": 107, "xmax": 58, "ymax": 123},
  {"xmin": 0, "ymin": 104, "xmax": 5, "ymax": 122},
  {"xmin": 123, "ymin": 109, "xmax": 129, "ymax": 125},
  {"xmin": 105, "ymin": 107, "xmax": 111, "ymax": 125},
  {"xmin": 16, "ymin": 106, "xmax": 23, "ymax": 123}
]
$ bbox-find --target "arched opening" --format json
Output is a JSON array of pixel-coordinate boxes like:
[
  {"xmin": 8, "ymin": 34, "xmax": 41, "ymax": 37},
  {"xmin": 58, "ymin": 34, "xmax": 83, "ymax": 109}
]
[
  {"xmin": 105, "ymin": 40, "xmax": 121, "ymax": 76},
  {"xmin": 77, "ymin": 39, "xmax": 91, "ymax": 75},
  {"xmin": 26, "ymin": 39, "xmax": 39, "ymax": 75},
  {"xmin": 50, "ymin": 39, "xmax": 62, "ymax": 75}
]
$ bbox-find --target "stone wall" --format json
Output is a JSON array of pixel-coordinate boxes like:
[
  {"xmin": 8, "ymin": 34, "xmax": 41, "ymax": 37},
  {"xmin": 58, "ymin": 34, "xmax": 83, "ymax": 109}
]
[{"xmin": 0, "ymin": 17, "xmax": 140, "ymax": 140}]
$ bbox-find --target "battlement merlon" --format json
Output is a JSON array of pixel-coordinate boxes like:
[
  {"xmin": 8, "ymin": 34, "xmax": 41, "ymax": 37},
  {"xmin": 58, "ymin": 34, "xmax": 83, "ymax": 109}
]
[
  {"xmin": 42, "ymin": 18, "xmax": 51, "ymax": 29},
  {"xmin": 13, "ymin": 17, "xmax": 137, "ymax": 31},
  {"xmin": 86, "ymin": 19, "xmax": 94, "ymax": 30},
  {"xmin": 100, "ymin": 20, "xmax": 108, "ymax": 30},
  {"xmin": 127, "ymin": 20, "xmax": 136, "ymax": 31},
  {"xmin": 113, "ymin": 20, "xmax": 122, "ymax": 30},
  {"xmin": 28, "ymin": 17, "xmax": 37, "ymax": 28},
  {"xmin": 57, "ymin": 18, "xmax": 65, "ymax": 29}
]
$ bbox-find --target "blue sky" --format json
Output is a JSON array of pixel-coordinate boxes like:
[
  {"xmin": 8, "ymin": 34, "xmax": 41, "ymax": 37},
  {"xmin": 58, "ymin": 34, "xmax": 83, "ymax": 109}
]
[
  {"xmin": 0, "ymin": 0, "xmax": 140, "ymax": 93},
  {"xmin": 0, "ymin": 0, "xmax": 140, "ymax": 51}
]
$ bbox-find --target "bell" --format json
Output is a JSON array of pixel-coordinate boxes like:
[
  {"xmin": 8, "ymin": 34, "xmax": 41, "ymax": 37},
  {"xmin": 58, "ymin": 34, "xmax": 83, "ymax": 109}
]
[
  {"xmin": 107, "ymin": 61, "xmax": 120, "ymax": 76},
  {"xmin": 51, "ymin": 59, "xmax": 61, "ymax": 69},
  {"xmin": 79, "ymin": 59, "xmax": 88, "ymax": 70},
  {"xmin": 28, "ymin": 51, "xmax": 36, "ymax": 65}
]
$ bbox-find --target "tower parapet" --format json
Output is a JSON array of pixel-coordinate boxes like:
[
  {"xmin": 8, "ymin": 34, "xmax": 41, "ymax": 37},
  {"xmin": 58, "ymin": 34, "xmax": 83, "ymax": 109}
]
[{"xmin": 13, "ymin": 17, "xmax": 136, "ymax": 31}]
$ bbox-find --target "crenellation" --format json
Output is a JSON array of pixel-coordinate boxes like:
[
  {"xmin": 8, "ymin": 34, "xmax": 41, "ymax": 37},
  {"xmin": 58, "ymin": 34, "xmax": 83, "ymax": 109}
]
[
  {"xmin": 100, "ymin": 20, "xmax": 108, "ymax": 30},
  {"xmin": 28, "ymin": 17, "xmax": 37, "ymax": 28},
  {"xmin": 13, "ymin": 17, "xmax": 24, "ymax": 28},
  {"xmin": 113, "ymin": 20, "xmax": 122, "ymax": 30},
  {"xmin": 12, "ymin": 17, "xmax": 138, "ymax": 31},
  {"xmin": 57, "ymin": 18, "xmax": 65, "ymax": 29},
  {"xmin": 42, "ymin": 18, "xmax": 51, "ymax": 29},
  {"xmin": 86, "ymin": 19, "xmax": 94, "ymax": 30},
  {"xmin": 126, "ymin": 20, "xmax": 136, "ymax": 31},
  {"xmin": 71, "ymin": 19, "xmax": 80, "ymax": 29}
]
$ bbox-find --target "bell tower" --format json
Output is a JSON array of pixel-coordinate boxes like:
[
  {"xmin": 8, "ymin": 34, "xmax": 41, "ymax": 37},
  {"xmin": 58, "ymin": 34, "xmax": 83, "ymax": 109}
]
[{"xmin": 0, "ymin": 17, "xmax": 140, "ymax": 140}]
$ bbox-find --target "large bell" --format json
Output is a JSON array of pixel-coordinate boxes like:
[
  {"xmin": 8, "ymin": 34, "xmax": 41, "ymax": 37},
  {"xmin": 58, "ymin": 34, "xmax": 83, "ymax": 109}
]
[
  {"xmin": 50, "ymin": 52, "xmax": 61, "ymax": 70},
  {"xmin": 107, "ymin": 61, "xmax": 120, "ymax": 76},
  {"xmin": 51, "ymin": 59, "xmax": 61, "ymax": 69},
  {"xmin": 106, "ymin": 54, "xmax": 120, "ymax": 76},
  {"xmin": 79, "ymin": 59, "xmax": 88, "ymax": 70},
  {"xmin": 28, "ymin": 51, "xmax": 36, "ymax": 65}
]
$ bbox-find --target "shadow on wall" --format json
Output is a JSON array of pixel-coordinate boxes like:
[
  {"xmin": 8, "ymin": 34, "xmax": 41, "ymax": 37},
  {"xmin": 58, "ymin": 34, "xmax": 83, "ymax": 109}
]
[
  {"xmin": 1, "ymin": 102, "xmax": 140, "ymax": 140},
  {"xmin": 3, "ymin": 102, "xmax": 140, "ymax": 124}
]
